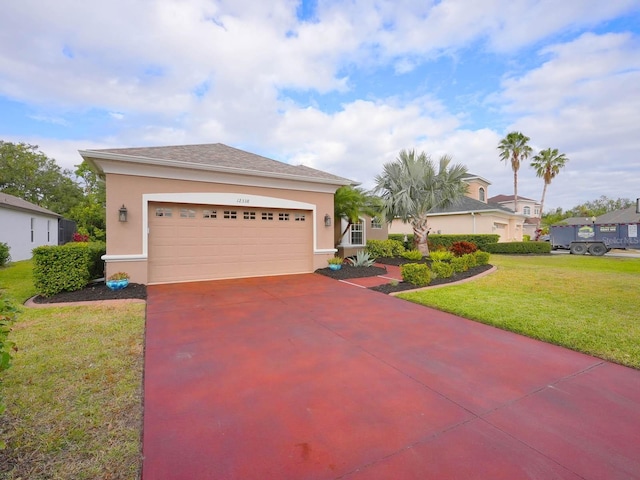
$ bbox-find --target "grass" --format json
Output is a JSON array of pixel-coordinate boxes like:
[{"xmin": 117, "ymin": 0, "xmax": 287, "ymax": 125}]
[
  {"xmin": 0, "ymin": 261, "xmax": 145, "ymax": 479},
  {"xmin": 399, "ymin": 254, "xmax": 640, "ymax": 369}
]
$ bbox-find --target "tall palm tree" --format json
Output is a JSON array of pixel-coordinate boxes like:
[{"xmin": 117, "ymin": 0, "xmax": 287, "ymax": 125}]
[
  {"xmin": 334, "ymin": 185, "xmax": 381, "ymax": 244},
  {"xmin": 530, "ymin": 148, "xmax": 569, "ymax": 218},
  {"xmin": 374, "ymin": 149, "xmax": 468, "ymax": 256},
  {"xmin": 498, "ymin": 131, "xmax": 532, "ymax": 214}
]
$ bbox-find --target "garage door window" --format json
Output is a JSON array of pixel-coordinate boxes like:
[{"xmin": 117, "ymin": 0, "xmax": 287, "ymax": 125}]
[
  {"xmin": 223, "ymin": 210, "xmax": 237, "ymax": 219},
  {"xmin": 262, "ymin": 212, "xmax": 273, "ymax": 221},
  {"xmin": 295, "ymin": 213, "xmax": 306, "ymax": 222},
  {"xmin": 156, "ymin": 208, "xmax": 172, "ymax": 217},
  {"xmin": 243, "ymin": 211, "xmax": 256, "ymax": 220},
  {"xmin": 279, "ymin": 213, "xmax": 290, "ymax": 221},
  {"xmin": 203, "ymin": 210, "xmax": 217, "ymax": 219},
  {"xmin": 180, "ymin": 209, "xmax": 196, "ymax": 218}
]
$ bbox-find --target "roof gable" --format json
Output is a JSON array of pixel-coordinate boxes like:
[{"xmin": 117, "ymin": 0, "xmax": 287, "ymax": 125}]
[
  {"xmin": 81, "ymin": 143, "xmax": 354, "ymax": 186},
  {"xmin": 0, "ymin": 192, "xmax": 60, "ymax": 217},
  {"xmin": 429, "ymin": 196, "xmax": 522, "ymax": 216}
]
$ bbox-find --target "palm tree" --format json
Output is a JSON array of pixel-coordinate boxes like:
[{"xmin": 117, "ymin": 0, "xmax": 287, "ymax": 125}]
[
  {"xmin": 498, "ymin": 131, "xmax": 532, "ymax": 214},
  {"xmin": 374, "ymin": 149, "xmax": 468, "ymax": 256},
  {"xmin": 334, "ymin": 185, "xmax": 381, "ymax": 244},
  {"xmin": 530, "ymin": 148, "xmax": 569, "ymax": 217}
]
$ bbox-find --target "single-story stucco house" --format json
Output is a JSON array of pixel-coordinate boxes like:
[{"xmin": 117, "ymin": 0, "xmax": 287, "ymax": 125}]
[
  {"xmin": 0, "ymin": 192, "xmax": 60, "ymax": 261},
  {"xmin": 81, "ymin": 143, "xmax": 355, "ymax": 285},
  {"xmin": 388, "ymin": 174, "xmax": 527, "ymax": 242}
]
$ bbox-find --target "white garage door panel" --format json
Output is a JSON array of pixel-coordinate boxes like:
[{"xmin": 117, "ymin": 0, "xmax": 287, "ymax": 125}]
[{"xmin": 148, "ymin": 203, "xmax": 313, "ymax": 283}]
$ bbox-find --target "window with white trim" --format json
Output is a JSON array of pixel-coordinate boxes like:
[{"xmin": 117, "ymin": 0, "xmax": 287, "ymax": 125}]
[
  {"xmin": 350, "ymin": 219, "xmax": 364, "ymax": 245},
  {"xmin": 479, "ymin": 187, "xmax": 485, "ymax": 202},
  {"xmin": 30, "ymin": 218, "xmax": 35, "ymax": 242},
  {"xmin": 523, "ymin": 206, "xmax": 531, "ymax": 215},
  {"xmin": 534, "ymin": 207, "xmax": 540, "ymax": 216},
  {"xmin": 371, "ymin": 217, "xmax": 382, "ymax": 229},
  {"xmin": 47, "ymin": 220, "xmax": 50, "ymax": 242}
]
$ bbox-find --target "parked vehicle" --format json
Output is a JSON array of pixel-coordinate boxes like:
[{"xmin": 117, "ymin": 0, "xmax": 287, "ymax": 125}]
[{"xmin": 550, "ymin": 223, "xmax": 640, "ymax": 256}]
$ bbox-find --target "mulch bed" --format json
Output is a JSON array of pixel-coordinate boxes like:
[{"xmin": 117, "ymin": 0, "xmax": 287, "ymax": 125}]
[
  {"xmin": 315, "ymin": 258, "xmax": 494, "ymax": 295},
  {"xmin": 31, "ymin": 282, "xmax": 147, "ymax": 304}
]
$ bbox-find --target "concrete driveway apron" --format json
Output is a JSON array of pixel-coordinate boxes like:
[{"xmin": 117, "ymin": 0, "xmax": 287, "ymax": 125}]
[{"xmin": 142, "ymin": 274, "xmax": 640, "ymax": 479}]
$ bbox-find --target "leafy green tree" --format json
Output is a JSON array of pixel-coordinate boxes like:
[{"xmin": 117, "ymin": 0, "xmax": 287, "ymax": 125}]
[
  {"xmin": 498, "ymin": 132, "xmax": 532, "ymax": 214},
  {"xmin": 0, "ymin": 141, "xmax": 83, "ymax": 215},
  {"xmin": 68, "ymin": 161, "xmax": 106, "ymax": 241},
  {"xmin": 375, "ymin": 149, "xmax": 468, "ymax": 256},
  {"xmin": 530, "ymin": 148, "xmax": 569, "ymax": 217},
  {"xmin": 567, "ymin": 196, "xmax": 633, "ymax": 218},
  {"xmin": 334, "ymin": 186, "xmax": 381, "ymax": 244}
]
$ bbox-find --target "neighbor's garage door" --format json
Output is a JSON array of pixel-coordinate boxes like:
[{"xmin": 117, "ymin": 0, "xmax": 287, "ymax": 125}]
[{"xmin": 148, "ymin": 203, "xmax": 313, "ymax": 284}]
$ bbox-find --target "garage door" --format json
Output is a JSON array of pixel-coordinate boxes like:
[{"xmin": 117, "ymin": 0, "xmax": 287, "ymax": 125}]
[{"xmin": 148, "ymin": 203, "xmax": 313, "ymax": 284}]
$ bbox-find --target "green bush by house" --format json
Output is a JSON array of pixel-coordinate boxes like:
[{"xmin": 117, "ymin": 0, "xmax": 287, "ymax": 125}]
[
  {"xmin": 366, "ymin": 239, "xmax": 406, "ymax": 258},
  {"xmin": 400, "ymin": 263, "xmax": 432, "ymax": 287},
  {"xmin": 474, "ymin": 250, "xmax": 491, "ymax": 265},
  {"xmin": 33, "ymin": 242, "xmax": 106, "ymax": 297},
  {"xmin": 484, "ymin": 241, "xmax": 552, "ymax": 254},
  {"xmin": 0, "ymin": 243, "xmax": 10, "ymax": 268},
  {"xmin": 388, "ymin": 234, "xmax": 500, "ymax": 251},
  {"xmin": 431, "ymin": 261, "xmax": 454, "ymax": 279}
]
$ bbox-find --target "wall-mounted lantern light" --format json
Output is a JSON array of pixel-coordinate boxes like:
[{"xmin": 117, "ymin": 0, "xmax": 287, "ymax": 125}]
[
  {"xmin": 118, "ymin": 204, "xmax": 128, "ymax": 222},
  {"xmin": 324, "ymin": 214, "xmax": 332, "ymax": 227}
]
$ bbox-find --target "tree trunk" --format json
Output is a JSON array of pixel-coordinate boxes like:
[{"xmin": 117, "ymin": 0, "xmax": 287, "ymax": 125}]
[
  {"xmin": 513, "ymin": 169, "xmax": 518, "ymax": 214},
  {"xmin": 412, "ymin": 215, "xmax": 430, "ymax": 256},
  {"xmin": 539, "ymin": 182, "xmax": 548, "ymax": 219},
  {"xmin": 337, "ymin": 221, "xmax": 352, "ymax": 245}
]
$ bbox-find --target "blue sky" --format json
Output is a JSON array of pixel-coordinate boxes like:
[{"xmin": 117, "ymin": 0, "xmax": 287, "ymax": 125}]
[{"xmin": 1, "ymin": 0, "xmax": 639, "ymax": 211}]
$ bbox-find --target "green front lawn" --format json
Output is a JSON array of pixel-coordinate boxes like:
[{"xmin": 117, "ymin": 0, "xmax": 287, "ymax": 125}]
[
  {"xmin": 399, "ymin": 254, "xmax": 640, "ymax": 368},
  {"xmin": 0, "ymin": 261, "xmax": 145, "ymax": 479}
]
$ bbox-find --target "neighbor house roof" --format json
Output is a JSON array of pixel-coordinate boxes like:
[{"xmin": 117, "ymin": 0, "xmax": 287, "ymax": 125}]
[
  {"xmin": 0, "ymin": 192, "xmax": 60, "ymax": 217},
  {"xmin": 462, "ymin": 173, "xmax": 491, "ymax": 185},
  {"xmin": 488, "ymin": 194, "xmax": 539, "ymax": 204},
  {"xmin": 80, "ymin": 143, "xmax": 355, "ymax": 186},
  {"xmin": 429, "ymin": 196, "xmax": 524, "ymax": 217},
  {"xmin": 596, "ymin": 206, "xmax": 640, "ymax": 224}
]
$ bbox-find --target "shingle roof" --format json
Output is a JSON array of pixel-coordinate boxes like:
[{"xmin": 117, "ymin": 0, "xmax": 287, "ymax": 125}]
[
  {"xmin": 596, "ymin": 206, "xmax": 640, "ymax": 224},
  {"xmin": 429, "ymin": 196, "xmax": 519, "ymax": 215},
  {"xmin": 488, "ymin": 194, "xmax": 538, "ymax": 203},
  {"xmin": 83, "ymin": 143, "xmax": 354, "ymax": 185},
  {"xmin": 0, "ymin": 192, "xmax": 60, "ymax": 217}
]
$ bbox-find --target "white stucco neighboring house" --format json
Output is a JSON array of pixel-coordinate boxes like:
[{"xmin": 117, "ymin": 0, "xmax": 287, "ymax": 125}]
[{"xmin": 0, "ymin": 192, "xmax": 60, "ymax": 261}]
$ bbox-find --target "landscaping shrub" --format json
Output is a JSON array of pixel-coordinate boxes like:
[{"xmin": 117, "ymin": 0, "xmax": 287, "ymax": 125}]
[
  {"xmin": 450, "ymin": 241, "xmax": 478, "ymax": 256},
  {"xmin": 429, "ymin": 234, "xmax": 500, "ymax": 251},
  {"xmin": 523, "ymin": 234, "xmax": 531, "ymax": 242},
  {"xmin": 484, "ymin": 242, "xmax": 552, "ymax": 254},
  {"xmin": 87, "ymin": 241, "xmax": 106, "ymax": 279},
  {"xmin": 0, "ymin": 243, "xmax": 10, "ymax": 268},
  {"xmin": 400, "ymin": 263, "xmax": 432, "ymax": 287},
  {"xmin": 401, "ymin": 249, "xmax": 423, "ymax": 261},
  {"xmin": 474, "ymin": 250, "xmax": 491, "ymax": 265},
  {"xmin": 366, "ymin": 239, "xmax": 405, "ymax": 258},
  {"xmin": 348, "ymin": 250, "xmax": 376, "ymax": 267},
  {"xmin": 450, "ymin": 256, "xmax": 470, "ymax": 273},
  {"xmin": 0, "ymin": 291, "xmax": 17, "ymax": 448},
  {"xmin": 33, "ymin": 242, "xmax": 106, "ymax": 297},
  {"xmin": 463, "ymin": 252, "xmax": 477, "ymax": 268},
  {"xmin": 429, "ymin": 250, "xmax": 454, "ymax": 262},
  {"xmin": 388, "ymin": 233, "xmax": 414, "ymax": 250},
  {"xmin": 431, "ymin": 261, "xmax": 454, "ymax": 279}
]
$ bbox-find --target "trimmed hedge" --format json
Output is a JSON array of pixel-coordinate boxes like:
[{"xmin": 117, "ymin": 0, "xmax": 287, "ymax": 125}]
[
  {"xmin": 401, "ymin": 249, "xmax": 423, "ymax": 261},
  {"xmin": 0, "ymin": 243, "xmax": 10, "ymax": 267},
  {"xmin": 33, "ymin": 242, "xmax": 106, "ymax": 297},
  {"xmin": 400, "ymin": 263, "xmax": 432, "ymax": 287},
  {"xmin": 431, "ymin": 261, "xmax": 454, "ymax": 279},
  {"xmin": 474, "ymin": 250, "xmax": 491, "ymax": 265},
  {"xmin": 388, "ymin": 234, "xmax": 500, "ymax": 251},
  {"xmin": 366, "ymin": 239, "xmax": 406, "ymax": 258},
  {"xmin": 484, "ymin": 241, "xmax": 552, "ymax": 254}
]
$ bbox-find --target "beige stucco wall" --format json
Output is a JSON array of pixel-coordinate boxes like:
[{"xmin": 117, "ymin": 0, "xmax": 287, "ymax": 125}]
[
  {"xmin": 388, "ymin": 213, "xmax": 523, "ymax": 242},
  {"xmin": 105, "ymin": 172, "xmax": 337, "ymax": 283},
  {"xmin": 464, "ymin": 179, "xmax": 490, "ymax": 203}
]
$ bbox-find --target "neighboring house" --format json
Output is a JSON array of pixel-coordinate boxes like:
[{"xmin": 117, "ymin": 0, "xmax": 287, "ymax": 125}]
[
  {"xmin": 595, "ymin": 206, "xmax": 640, "ymax": 224},
  {"xmin": 81, "ymin": 143, "xmax": 353, "ymax": 285},
  {"xmin": 487, "ymin": 194, "xmax": 541, "ymax": 239},
  {"xmin": 388, "ymin": 173, "xmax": 526, "ymax": 242},
  {"xmin": 0, "ymin": 192, "xmax": 60, "ymax": 261},
  {"xmin": 336, "ymin": 214, "xmax": 387, "ymax": 257}
]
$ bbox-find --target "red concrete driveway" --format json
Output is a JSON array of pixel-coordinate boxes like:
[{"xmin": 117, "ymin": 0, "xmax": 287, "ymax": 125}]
[{"xmin": 143, "ymin": 274, "xmax": 640, "ymax": 479}]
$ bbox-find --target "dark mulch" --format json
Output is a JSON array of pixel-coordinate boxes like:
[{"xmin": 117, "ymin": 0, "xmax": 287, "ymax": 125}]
[
  {"xmin": 371, "ymin": 264, "xmax": 494, "ymax": 294},
  {"xmin": 315, "ymin": 265, "xmax": 388, "ymax": 280},
  {"xmin": 32, "ymin": 282, "xmax": 147, "ymax": 304},
  {"xmin": 375, "ymin": 257, "xmax": 429, "ymax": 266}
]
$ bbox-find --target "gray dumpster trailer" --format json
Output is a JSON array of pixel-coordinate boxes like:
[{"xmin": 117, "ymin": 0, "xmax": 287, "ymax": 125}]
[{"xmin": 549, "ymin": 223, "xmax": 640, "ymax": 255}]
